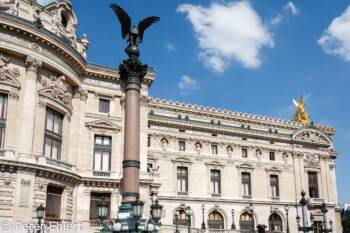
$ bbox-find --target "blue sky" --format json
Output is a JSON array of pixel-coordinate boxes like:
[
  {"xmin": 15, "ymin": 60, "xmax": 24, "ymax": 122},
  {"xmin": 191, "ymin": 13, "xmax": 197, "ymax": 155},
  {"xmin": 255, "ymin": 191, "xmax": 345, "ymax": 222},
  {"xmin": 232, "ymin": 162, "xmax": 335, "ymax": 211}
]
[{"xmin": 71, "ymin": 0, "xmax": 350, "ymax": 204}]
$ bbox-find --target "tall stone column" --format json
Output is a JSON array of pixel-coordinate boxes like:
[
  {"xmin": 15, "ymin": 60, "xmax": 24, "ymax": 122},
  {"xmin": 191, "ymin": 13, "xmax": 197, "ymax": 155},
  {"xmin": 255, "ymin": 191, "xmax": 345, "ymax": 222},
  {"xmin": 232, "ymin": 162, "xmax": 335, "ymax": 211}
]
[
  {"xmin": 119, "ymin": 58, "xmax": 148, "ymax": 210},
  {"xmin": 18, "ymin": 56, "xmax": 42, "ymax": 159}
]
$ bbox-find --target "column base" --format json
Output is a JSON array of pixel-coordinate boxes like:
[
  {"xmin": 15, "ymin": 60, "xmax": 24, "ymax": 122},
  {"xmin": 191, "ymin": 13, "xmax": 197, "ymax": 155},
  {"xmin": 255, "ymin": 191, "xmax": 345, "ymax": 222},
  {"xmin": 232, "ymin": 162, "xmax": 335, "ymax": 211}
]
[{"xmin": 114, "ymin": 202, "xmax": 148, "ymax": 232}]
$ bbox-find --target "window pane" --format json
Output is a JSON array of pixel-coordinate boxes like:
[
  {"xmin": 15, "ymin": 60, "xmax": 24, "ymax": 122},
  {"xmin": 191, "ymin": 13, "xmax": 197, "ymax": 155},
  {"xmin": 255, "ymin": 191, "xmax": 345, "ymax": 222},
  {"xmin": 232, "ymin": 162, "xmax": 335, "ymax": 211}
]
[
  {"xmin": 46, "ymin": 109, "xmax": 53, "ymax": 131},
  {"xmin": 99, "ymin": 100, "xmax": 104, "ymax": 112},
  {"xmin": 214, "ymin": 182, "xmax": 219, "ymax": 193},
  {"xmin": 96, "ymin": 136, "xmax": 102, "ymax": 144},
  {"xmin": 47, "ymin": 195, "xmax": 52, "ymax": 216},
  {"xmin": 105, "ymin": 100, "xmax": 110, "ymax": 113},
  {"xmin": 44, "ymin": 138, "xmax": 52, "ymax": 157},
  {"xmin": 2, "ymin": 96, "xmax": 7, "ymax": 119},
  {"xmin": 0, "ymin": 127, "xmax": 5, "ymax": 149},
  {"xmin": 103, "ymin": 137, "xmax": 110, "ymax": 145},
  {"xmin": 53, "ymin": 114, "xmax": 60, "ymax": 134},
  {"xmin": 94, "ymin": 151, "xmax": 102, "ymax": 170},
  {"xmin": 102, "ymin": 152, "xmax": 109, "ymax": 171},
  {"xmin": 182, "ymin": 179, "xmax": 186, "ymax": 191},
  {"xmin": 211, "ymin": 181, "xmax": 214, "ymax": 193},
  {"xmin": 52, "ymin": 196, "xmax": 57, "ymax": 217},
  {"xmin": 52, "ymin": 141, "xmax": 58, "ymax": 159}
]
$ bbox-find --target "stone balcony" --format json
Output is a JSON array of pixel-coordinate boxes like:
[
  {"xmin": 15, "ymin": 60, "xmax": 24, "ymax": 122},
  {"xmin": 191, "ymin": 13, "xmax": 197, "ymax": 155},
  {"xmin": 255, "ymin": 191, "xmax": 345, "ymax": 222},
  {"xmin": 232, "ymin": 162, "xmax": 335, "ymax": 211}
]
[{"xmin": 36, "ymin": 155, "xmax": 77, "ymax": 174}]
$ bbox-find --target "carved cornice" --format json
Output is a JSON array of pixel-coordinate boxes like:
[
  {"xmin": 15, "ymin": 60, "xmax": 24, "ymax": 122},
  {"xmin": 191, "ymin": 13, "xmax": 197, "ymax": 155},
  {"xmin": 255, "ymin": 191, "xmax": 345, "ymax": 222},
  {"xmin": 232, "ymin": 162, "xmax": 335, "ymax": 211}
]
[
  {"xmin": 171, "ymin": 157, "xmax": 193, "ymax": 166},
  {"xmin": 25, "ymin": 55, "xmax": 42, "ymax": 72},
  {"xmin": 39, "ymin": 75, "xmax": 73, "ymax": 111},
  {"xmin": 205, "ymin": 160, "xmax": 225, "ymax": 168}
]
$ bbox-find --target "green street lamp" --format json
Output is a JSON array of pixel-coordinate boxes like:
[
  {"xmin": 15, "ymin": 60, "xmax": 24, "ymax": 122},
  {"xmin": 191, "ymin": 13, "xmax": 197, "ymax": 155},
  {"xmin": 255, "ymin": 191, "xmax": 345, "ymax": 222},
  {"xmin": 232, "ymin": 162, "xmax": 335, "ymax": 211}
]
[
  {"xmin": 284, "ymin": 205, "xmax": 290, "ymax": 233},
  {"xmin": 151, "ymin": 199, "xmax": 163, "ymax": 225},
  {"xmin": 185, "ymin": 206, "xmax": 193, "ymax": 233},
  {"xmin": 270, "ymin": 207, "xmax": 275, "ymax": 232},
  {"xmin": 174, "ymin": 210, "xmax": 180, "ymax": 233},
  {"xmin": 132, "ymin": 198, "xmax": 145, "ymax": 232},
  {"xmin": 231, "ymin": 209, "xmax": 236, "ymax": 230},
  {"xmin": 36, "ymin": 204, "xmax": 45, "ymax": 233},
  {"xmin": 96, "ymin": 199, "xmax": 112, "ymax": 233},
  {"xmin": 201, "ymin": 205, "xmax": 206, "ymax": 230},
  {"xmin": 249, "ymin": 204, "xmax": 255, "ymax": 233}
]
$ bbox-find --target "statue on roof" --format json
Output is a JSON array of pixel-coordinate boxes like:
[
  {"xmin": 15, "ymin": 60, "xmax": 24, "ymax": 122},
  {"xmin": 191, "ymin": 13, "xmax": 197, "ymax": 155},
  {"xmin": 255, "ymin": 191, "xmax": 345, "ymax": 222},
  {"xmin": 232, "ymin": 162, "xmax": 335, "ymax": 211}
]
[
  {"xmin": 293, "ymin": 94, "xmax": 310, "ymax": 124},
  {"xmin": 110, "ymin": 3, "xmax": 160, "ymax": 59}
]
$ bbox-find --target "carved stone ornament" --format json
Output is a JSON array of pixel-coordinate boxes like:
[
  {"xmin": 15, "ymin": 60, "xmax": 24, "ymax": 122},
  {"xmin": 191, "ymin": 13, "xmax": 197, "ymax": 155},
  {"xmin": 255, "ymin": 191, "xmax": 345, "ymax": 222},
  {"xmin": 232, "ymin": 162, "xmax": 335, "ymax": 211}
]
[
  {"xmin": 0, "ymin": 54, "xmax": 21, "ymax": 89},
  {"xmin": 282, "ymin": 152, "xmax": 289, "ymax": 163},
  {"xmin": 194, "ymin": 142, "xmax": 202, "ymax": 153},
  {"xmin": 30, "ymin": 43, "xmax": 41, "ymax": 52},
  {"xmin": 304, "ymin": 154, "xmax": 320, "ymax": 168},
  {"xmin": 25, "ymin": 55, "xmax": 42, "ymax": 73},
  {"xmin": 85, "ymin": 119, "xmax": 121, "ymax": 137},
  {"xmin": 9, "ymin": 90, "xmax": 19, "ymax": 100},
  {"xmin": 225, "ymin": 146, "xmax": 232, "ymax": 155},
  {"xmin": 294, "ymin": 130, "xmax": 330, "ymax": 145},
  {"xmin": 0, "ymin": 0, "xmax": 19, "ymax": 16},
  {"xmin": 159, "ymin": 138, "xmax": 169, "ymax": 150},
  {"xmin": 255, "ymin": 149, "xmax": 262, "ymax": 161},
  {"xmin": 50, "ymin": 2, "xmax": 90, "ymax": 59},
  {"xmin": 74, "ymin": 87, "xmax": 88, "ymax": 101},
  {"xmin": 39, "ymin": 75, "xmax": 73, "ymax": 111}
]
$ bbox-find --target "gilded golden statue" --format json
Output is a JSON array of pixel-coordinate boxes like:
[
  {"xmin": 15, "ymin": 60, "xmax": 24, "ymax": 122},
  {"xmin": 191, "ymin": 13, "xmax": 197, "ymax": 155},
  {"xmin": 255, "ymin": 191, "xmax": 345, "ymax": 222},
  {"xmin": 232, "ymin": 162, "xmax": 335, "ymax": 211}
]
[{"xmin": 293, "ymin": 94, "xmax": 310, "ymax": 124}]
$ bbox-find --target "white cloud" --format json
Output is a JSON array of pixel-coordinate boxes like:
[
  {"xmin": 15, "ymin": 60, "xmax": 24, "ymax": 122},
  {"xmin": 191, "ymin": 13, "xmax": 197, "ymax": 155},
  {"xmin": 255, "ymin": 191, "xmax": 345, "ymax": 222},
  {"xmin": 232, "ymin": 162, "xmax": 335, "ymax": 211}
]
[
  {"xmin": 318, "ymin": 6, "xmax": 350, "ymax": 62},
  {"xmin": 271, "ymin": 14, "xmax": 283, "ymax": 26},
  {"xmin": 177, "ymin": 1, "xmax": 274, "ymax": 73},
  {"xmin": 284, "ymin": 2, "xmax": 298, "ymax": 15},
  {"xmin": 178, "ymin": 75, "xmax": 200, "ymax": 95},
  {"xmin": 166, "ymin": 43, "xmax": 175, "ymax": 51}
]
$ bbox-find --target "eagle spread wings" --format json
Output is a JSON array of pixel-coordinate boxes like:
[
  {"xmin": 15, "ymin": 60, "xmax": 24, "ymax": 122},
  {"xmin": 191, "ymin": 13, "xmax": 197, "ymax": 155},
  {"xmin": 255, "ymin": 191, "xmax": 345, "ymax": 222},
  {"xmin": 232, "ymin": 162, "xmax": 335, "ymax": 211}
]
[{"xmin": 110, "ymin": 4, "xmax": 160, "ymax": 44}]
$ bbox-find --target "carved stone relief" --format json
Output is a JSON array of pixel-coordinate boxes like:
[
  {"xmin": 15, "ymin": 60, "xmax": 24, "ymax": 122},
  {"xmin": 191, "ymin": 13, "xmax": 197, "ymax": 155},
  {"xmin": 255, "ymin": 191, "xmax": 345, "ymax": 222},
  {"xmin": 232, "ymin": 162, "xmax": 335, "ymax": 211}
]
[
  {"xmin": 0, "ymin": 54, "xmax": 21, "ymax": 89},
  {"xmin": 304, "ymin": 154, "xmax": 320, "ymax": 168},
  {"xmin": 160, "ymin": 138, "xmax": 169, "ymax": 150},
  {"xmin": 194, "ymin": 142, "xmax": 202, "ymax": 153},
  {"xmin": 39, "ymin": 75, "xmax": 73, "ymax": 111},
  {"xmin": 226, "ymin": 146, "xmax": 233, "ymax": 156},
  {"xmin": 294, "ymin": 131, "xmax": 329, "ymax": 144},
  {"xmin": 0, "ymin": 0, "xmax": 19, "ymax": 16}
]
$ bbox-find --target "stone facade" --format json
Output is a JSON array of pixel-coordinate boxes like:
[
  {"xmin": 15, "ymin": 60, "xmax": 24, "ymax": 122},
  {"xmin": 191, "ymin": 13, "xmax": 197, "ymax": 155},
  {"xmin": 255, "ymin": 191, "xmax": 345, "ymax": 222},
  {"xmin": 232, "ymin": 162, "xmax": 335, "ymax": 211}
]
[{"xmin": 0, "ymin": 0, "xmax": 342, "ymax": 233}]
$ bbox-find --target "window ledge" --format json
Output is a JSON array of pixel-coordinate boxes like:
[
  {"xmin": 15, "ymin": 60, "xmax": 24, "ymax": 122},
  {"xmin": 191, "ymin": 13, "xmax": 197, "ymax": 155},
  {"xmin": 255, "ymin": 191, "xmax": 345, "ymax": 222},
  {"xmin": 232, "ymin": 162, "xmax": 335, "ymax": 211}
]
[
  {"xmin": 243, "ymin": 195, "xmax": 252, "ymax": 199},
  {"xmin": 177, "ymin": 192, "xmax": 188, "ymax": 196},
  {"xmin": 271, "ymin": 197, "xmax": 280, "ymax": 201},
  {"xmin": 211, "ymin": 193, "xmax": 221, "ymax": 197}
]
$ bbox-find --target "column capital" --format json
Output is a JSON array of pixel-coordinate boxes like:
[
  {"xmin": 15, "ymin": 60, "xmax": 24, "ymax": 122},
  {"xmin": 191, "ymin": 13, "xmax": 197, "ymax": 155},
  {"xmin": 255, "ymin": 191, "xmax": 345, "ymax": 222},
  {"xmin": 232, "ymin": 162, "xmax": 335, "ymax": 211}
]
[{"xmin": 25, "ymin": 55, "xmax": 42, "ymax": 72}]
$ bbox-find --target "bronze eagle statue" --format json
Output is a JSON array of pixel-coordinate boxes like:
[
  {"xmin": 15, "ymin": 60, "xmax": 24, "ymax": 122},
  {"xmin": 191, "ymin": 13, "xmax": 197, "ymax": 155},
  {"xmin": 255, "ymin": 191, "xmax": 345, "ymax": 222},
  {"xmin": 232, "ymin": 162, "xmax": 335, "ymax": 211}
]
[{"xmin": 110, "ymin": 3, "xmax": 160, "ymax": 58}]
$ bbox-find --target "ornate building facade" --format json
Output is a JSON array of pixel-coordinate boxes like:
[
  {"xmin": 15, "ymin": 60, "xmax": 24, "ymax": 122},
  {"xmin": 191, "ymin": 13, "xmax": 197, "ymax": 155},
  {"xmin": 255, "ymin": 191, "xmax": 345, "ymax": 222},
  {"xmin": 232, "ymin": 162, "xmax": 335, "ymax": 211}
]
[{"xmin": 0, "ymin": 0, "xmax": 342, "ymax": 233}]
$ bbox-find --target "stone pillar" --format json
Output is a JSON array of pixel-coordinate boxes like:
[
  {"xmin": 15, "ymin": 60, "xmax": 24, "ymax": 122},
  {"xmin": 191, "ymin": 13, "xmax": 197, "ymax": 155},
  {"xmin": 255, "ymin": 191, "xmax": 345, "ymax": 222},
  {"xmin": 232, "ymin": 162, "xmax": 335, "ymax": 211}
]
[{"xmin": 18, "ymin": 56, "xmax": 42, "ymax": 159}]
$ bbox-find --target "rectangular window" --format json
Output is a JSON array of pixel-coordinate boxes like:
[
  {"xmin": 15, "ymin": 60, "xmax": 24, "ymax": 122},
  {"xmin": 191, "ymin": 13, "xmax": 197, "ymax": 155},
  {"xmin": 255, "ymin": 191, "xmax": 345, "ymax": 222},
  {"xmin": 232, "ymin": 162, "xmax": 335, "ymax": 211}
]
[
  {"xmin": 178, "ymin": 141, "xmax": 185, "ymax": 151},
  {"xmin": 242, "ymin": 148, "xmax": 248, "ymax": 158},
  {"xmin": 46, "ymin": 186, "xmax": 63, "ymax": 219},
  {"xmin": 44, "ymin": 108, "xmax": 63, "ymax": 159},
  {"xmin": 308, "ymin": 172, "xmax": 319, "ymax": 198},
  {"xmin": 90, "ymin": 193, "xmax": 111, "ymax": 220},
  {"xmin": 211, "ymin": 145, "xmax": 218, "ymax": 155},
  {"xmin": 147, "ymin": 136, "xmax": 150, "ymax": 147},
  {"xmin": 270, "ymin": 175, "xmax": 279, "ymax": 197},
  {"xmin": 269, "ymin": 151, "xmax": 275, "ymax": 161},
  {"xmin": 177, "ymin": 167, "xmax": 188, "ymax": 193},
  {"xmin": 0, "ymin": 94, "xmax": 7, "ymax": 149},
  {"xmin": 147, "ymin": 163, "xmax": 153, "ymax": 172},
  {"xmin": 99, "ymin": 99, "xmax": 110, "ymax": 113},
  {"xmin": 242, "ymin": 172, "xmax": 251, "ymax": 196},
  {"xmin": 210, "ymin": 169, "xmax": 221, "ymax": 194},
  {"xmin": 94, "ymin": 136, "xmax": 111, "ymax": 171}
]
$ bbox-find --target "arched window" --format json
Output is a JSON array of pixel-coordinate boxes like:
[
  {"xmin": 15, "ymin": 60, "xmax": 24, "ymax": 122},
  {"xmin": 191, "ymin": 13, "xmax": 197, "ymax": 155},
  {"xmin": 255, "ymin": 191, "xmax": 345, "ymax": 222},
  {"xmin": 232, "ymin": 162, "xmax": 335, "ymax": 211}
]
[
  {"xmin": 240, "ymin": 212, "xmax": 254, "ymax": 231},
  {"xmin": 269, "ymin": 214, "xmax": 282, "ymax": 231},
  {"xmin": 173, "ymin": 210, "xmax": 190, "ymax": 226},
  {"xmin": 208, "ymin": 211, "xmax": 224, "ymax": 229}
]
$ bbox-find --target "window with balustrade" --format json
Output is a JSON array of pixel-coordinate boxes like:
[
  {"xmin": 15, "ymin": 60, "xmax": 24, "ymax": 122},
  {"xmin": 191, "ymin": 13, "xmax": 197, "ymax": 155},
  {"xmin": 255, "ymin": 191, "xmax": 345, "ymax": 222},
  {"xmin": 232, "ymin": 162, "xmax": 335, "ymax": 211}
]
[
  {"xmin": 45, "ymin": 185, "xmax": 63, "ymax": 219},
  {"xmin": 270, "ymin": 175, "xmax": 279, "ymax": 198},
  {"xmin": 208, "ymin": 211, "xmax": 224, "ymax": 229},
  {"xmin": 210, "ymin": 169, "xmax": 221, "ymax": 195},
  {"xmin": 0, "ymin": 94, "xmax": 7, "ymax": 149},
  {"xmin": 269, "ymin": 214, "xmax": 282, "ymax": 231},
  {"xmin": 240, "ymin": 212, "xmax": 254, "ymax": 231},
  {"xmin": 172, "ymin": 210, "xmax": 190, "ymax": 226},
  {"xmin": 44, "ymin": 108, "xmax": 63, "ymax": 160},
  {"xmin": 308, "ymin": 172, "xmax": 319, "ymax": 198},
  {"xmin": 177, "ymin": 167, "xmax": 188, "ymax": 194},
  {"xmin": 94, "ymin": 136, "xmax": 111, "ymax": 171},
  {"xmin": 242, "ymin": 172, "xmax": 251, "ymax": 197}
]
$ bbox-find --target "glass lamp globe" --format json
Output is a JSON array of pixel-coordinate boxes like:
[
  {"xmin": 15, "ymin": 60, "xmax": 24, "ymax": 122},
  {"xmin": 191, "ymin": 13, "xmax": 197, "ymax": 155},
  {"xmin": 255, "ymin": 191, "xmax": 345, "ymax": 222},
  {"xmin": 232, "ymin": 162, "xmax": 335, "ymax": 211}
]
[
  {"xmin": 185, "ymin": 206, "xmax": 192, "ymax": 217},
  {"xmin": 249, "ymin": 204, "xmax": 254, "ymax": 212},
  {"xmin": 270, "ymin": 207, "xmax": 274, "ymax": 213},
  {"xmin": 131, "ymin": 198, "xmax": 145, "ymax": 218},
  {"xmin": 97, "ymin": 200, "xmax": 109, "ymax": 220},
  {"xmin": 36, "ymin": 204, "xmax": 45, "ymax": 219},
  {"xmin": 175, "ymin": 210, "xmax": 179, "ymax": 217},
  {"xmin": 284, "ymin": 205, "xmax": 289, "ymax": 212},
  {"xmin": 147, "ymin": 222, "xmax": 155, "ymax": 232},
  {"xmin": 202, "ymin": 205, "xmax": 205, "ymax": 211},
  {"xmin": 113, "ymin": 222, "xmax": 122, "ymax": 232},
  {"xmin": 151, "ymin": 199, "xmax": 163, "ymax": 223}
]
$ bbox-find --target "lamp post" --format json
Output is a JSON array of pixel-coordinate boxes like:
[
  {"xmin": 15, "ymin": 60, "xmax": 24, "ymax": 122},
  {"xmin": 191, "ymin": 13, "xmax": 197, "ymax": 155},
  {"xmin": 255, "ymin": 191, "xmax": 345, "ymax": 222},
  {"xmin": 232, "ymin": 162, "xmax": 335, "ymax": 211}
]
[
  {"xmin": 174, "ymin": 211, "xmax": 180, "ymax": 233},
  {"xmin": 151, "ymin": 199, "xmax": 163, "ymax": 233},
  {"xmin": 249, "ymin": 203, "xmax": 255, "ymax": 233},
  {"xmin": 131, "ymin": 198, "xmax": 145, "ymax": 232},
  {"xmin": 201, "ymin": 205, "xmax": 206, "ymax": 230},
  {"xmin": 296, "ymin": 191, "xmax": 314, "ymax": 233},
  {"xmin": 36, "ymin": 204, "xmax": 45, "ymax": 233},
  {"xmin": 96, "ymin": 199, "xmax": 112, "ymax": 233},
  {"xmin": 231, "ymin": 209, "xmax": 236, "ymax": 230},
  {"xmin": 270, "ymin": 207, "xmax": 275, "ymax": 232},
  {"xmin": 320, "ymin": 202, "xmax": 333, "ymax": 233},
  {"xmin": 284, "ymin": 205, "xmax": 290, "ymax": 233},
  {"xmin": 185, "ymin": 206, "xmax": 193, "ymax": 233}
]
